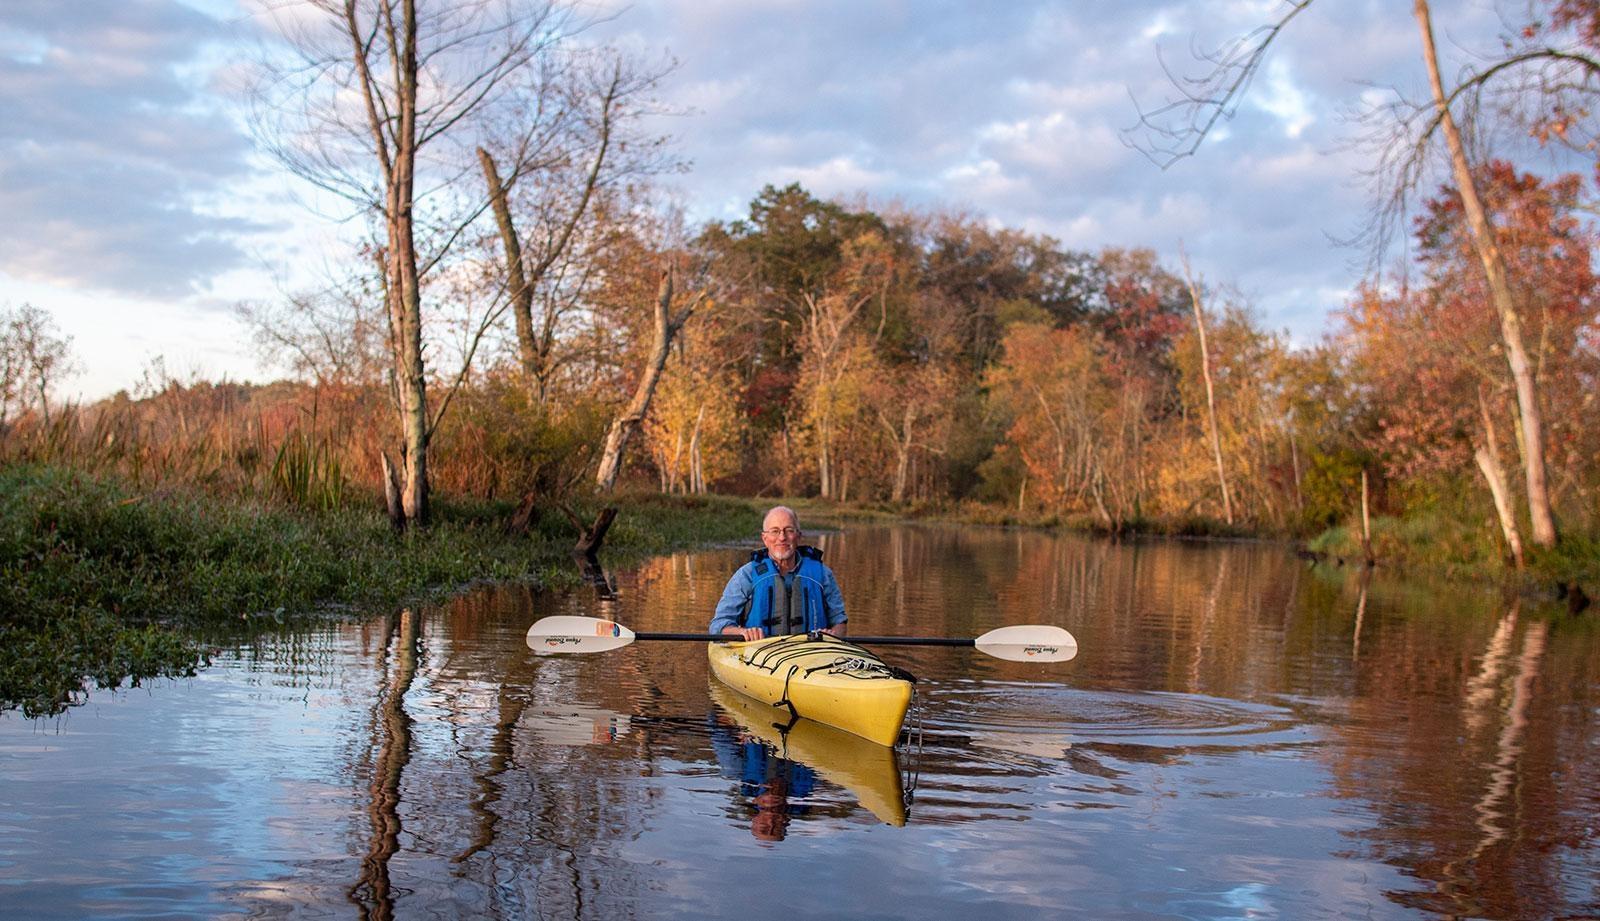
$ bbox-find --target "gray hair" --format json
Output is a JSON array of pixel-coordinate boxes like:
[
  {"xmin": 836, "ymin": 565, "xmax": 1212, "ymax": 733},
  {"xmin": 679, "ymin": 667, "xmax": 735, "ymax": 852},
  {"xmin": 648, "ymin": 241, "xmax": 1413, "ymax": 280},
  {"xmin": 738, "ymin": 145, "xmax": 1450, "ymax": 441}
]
[{"xmin": 763, "ymin": 505, "xmax": 800, "ymax": 529}]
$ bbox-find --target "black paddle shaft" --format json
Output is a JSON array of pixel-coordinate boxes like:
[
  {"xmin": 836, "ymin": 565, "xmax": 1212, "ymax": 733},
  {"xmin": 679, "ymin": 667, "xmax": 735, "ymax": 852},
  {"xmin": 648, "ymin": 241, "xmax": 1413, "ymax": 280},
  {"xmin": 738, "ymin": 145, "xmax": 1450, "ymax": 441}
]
[{"xmin": 631, "ymin": 632, "xmax": 976, "ymax": 647}]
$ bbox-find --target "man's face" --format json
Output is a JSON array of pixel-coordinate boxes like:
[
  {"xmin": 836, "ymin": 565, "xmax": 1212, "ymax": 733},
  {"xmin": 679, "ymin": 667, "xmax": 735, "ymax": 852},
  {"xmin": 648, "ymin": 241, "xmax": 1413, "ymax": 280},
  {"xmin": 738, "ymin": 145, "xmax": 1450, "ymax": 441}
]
[{"xmin": 761, "ymin": 511, "xmax": 800, "ymax": 562}]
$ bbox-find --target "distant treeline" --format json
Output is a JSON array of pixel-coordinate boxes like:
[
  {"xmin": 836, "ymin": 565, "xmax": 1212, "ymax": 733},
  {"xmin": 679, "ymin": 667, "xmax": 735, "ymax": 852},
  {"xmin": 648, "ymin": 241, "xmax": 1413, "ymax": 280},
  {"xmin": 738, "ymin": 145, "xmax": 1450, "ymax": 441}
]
[{"xmin": 5, "ymin": 175, "xmax": 1596, "ymax": 574}]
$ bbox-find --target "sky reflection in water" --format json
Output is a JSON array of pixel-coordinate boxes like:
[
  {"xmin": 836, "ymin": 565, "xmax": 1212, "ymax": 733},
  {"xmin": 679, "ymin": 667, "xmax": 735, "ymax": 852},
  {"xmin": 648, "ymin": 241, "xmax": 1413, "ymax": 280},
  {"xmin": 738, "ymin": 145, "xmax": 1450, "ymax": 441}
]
[{"xmin": 2, "ymin": 525, "xmax": 1596, "ymax": 920}]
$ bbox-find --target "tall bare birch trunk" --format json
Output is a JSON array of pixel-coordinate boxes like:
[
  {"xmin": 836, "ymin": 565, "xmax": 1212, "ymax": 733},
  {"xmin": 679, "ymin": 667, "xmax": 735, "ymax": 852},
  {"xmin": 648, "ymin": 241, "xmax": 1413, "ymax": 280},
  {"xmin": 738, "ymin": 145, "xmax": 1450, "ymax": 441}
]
[
  {"xmin": 1474, "ymin": 390, "xmax": 1526, "ymax": 568},
  {"xmin": 688, "ymin": 403, "xmax": 706, "ymax": 494},
  {"xmin": 385, "ymin": 0, "xmax": 428, "ymax": 527},
  {"xmin": 345, "ymin": 0, "xmax": 428, "ymax": 528},
  {"xmin": 1181, "ymin": 253, "xmax": 1233, "ymax": 525},
  {"xmin": 1416, "ymin": 0, "xmax": 1557, "ymax": 548}
]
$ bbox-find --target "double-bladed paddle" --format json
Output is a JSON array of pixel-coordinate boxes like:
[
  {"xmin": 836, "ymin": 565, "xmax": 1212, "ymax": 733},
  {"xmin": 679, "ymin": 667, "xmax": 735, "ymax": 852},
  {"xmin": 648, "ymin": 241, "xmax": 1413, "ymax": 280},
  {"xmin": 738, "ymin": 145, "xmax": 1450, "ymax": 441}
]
[{"xmin": 525, "ymin": 615, "xmax": 1078, "ymax": 663}]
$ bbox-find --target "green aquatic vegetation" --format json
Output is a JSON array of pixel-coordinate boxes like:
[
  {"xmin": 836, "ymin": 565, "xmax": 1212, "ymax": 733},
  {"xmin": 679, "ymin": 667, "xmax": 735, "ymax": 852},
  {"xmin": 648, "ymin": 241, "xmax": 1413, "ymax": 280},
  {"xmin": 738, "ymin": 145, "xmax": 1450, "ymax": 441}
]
[{"xmin": 0, "ymin": 465, "xmax": 762, "ymax": 717}]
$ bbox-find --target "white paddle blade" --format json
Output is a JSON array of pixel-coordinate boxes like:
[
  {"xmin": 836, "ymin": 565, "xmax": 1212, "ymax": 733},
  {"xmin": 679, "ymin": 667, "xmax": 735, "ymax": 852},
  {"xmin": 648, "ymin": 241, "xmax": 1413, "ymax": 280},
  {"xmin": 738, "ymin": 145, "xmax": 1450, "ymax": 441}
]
[
  {"xmin": 974, "ymin": 625, "xmax": 1079, "ymax": 663},
  {"xmin": 526, "ymin": 615, "xmax": 637, "ymax": 654}
]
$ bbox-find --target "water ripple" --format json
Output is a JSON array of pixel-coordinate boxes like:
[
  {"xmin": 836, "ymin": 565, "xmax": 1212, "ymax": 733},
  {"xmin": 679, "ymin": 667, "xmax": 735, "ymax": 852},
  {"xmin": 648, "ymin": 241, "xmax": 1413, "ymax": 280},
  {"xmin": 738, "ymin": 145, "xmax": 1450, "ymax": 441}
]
[{"xmin": 900, "ymin": 680, "xmax": 1319, "ymax": 801}]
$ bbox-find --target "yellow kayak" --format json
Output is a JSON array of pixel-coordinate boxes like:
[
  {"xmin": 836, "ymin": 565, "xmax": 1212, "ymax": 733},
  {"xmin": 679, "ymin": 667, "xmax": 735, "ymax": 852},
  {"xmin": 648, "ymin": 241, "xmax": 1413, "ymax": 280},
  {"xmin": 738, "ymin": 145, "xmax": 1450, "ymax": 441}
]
[
  {"xmin": 709, "ymin": 680, "xmax": 907, "ymax": 826},
  {"xmin": 706, "ymin": 633, "xmax": 914, "ymax": 747}
]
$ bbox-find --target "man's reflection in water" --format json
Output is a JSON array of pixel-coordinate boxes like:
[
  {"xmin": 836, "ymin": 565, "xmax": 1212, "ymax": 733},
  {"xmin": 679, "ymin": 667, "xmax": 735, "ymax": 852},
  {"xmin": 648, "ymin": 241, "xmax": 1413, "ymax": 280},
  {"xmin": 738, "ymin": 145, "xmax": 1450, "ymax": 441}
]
[{"xmin": 710, "ymin": 716, "xmax": 815, "ymax": 842}]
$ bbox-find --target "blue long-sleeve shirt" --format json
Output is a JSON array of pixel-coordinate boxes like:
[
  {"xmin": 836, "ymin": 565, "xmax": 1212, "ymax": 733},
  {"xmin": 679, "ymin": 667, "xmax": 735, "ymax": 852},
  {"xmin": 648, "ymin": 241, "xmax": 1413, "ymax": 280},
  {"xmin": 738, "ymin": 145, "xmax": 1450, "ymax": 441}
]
[{"xmin": 709, "ymin": 558, "xmax": 848, "ymax": 634}]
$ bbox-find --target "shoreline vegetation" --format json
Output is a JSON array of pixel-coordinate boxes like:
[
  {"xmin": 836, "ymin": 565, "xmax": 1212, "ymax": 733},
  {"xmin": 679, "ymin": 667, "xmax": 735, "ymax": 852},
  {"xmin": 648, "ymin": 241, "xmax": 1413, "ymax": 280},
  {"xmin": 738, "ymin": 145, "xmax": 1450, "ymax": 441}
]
[
  {"xmin": 0, "ymin": 464, "xmax": 765, "ymax": 718},
  {"xmin": 803, "ymin": 494, "xmax": 1597, "ymax": 592},
  {"xmin": 6, "ymin": 456, "xmax": 1592, "ymax": 719}
]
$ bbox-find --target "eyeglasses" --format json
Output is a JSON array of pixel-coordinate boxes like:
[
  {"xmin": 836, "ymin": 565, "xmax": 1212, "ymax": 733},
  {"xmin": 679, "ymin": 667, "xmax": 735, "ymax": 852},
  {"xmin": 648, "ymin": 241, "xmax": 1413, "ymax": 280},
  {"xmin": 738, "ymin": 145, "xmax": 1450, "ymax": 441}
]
[{"xmin": 761, "ymin": 527, "xmax": 799, "ymax": 538}]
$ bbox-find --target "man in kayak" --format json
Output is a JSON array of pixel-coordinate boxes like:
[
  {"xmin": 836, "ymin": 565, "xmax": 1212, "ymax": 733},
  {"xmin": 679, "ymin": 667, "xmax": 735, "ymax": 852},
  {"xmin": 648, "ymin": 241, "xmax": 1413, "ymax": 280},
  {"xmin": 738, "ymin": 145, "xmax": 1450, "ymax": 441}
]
[{"xmin": 710, "ymin": 506, "xmax": 848, "ymax": 641}]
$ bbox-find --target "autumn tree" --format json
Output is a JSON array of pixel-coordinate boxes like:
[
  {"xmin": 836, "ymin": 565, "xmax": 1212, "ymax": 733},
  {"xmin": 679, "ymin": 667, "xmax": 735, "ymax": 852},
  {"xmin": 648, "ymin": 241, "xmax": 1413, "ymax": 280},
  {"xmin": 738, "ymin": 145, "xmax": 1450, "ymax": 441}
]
[
  {"xmin": 986, "ymin": 322, "xmax": 1119, "ymax": 523},
  {"xmin": 867, "ymin": 280, "xmax": 968, "ymax": 504},
  {"xmin": 917, "ymin": 215, "xmax": 1101, "ymax": 368},
  {"xmin": 1093, "ymin": 248, "xmax": 1189, "ymax": 519},
  {"xmin": 700, "ymin": 185, "xmax": 891, "ymax": 494},
  {"xmin": 1345, "ymin": 165, "xmax": 1600, "ymax": 559},
  {"xmin": 796, "ymin": 231, "xmax": 898, "ymax": 499},
  {"xmin": 1342, "ymin": 278, "xmax": 1521, "ymax": 559},
  {"xmin": 869, "ymin": 362, "xmax": 956, "ymax": 503},
  {"xmin": 1410, "ymin": 0, "xmax": 1559, "ymax": 546},
  {"xmin": 646, "ymin": 357, "xmax": 744, "ymax": 494},
  {"xmin": 594, "ymin": 264, "xmax": 707, "ymax": 494},
  {"xmin": 640, "ymin": 271, "xmax": 754, "ymax": 495},
  {"xmin": 1169, "ymin": 301, "xmax": 1304, "ymax": 526}
]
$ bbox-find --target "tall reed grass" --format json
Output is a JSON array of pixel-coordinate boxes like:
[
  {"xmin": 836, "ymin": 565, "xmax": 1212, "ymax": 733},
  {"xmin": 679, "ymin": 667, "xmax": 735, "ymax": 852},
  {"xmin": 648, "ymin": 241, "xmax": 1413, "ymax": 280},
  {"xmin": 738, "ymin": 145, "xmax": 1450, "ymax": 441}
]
[
  {"xmin": 0, "ymin": 377, "xmax": 619, "ymax": 510},
  {"xmin": 270, "ymin": 429, "xmax": 347, "ymax": 510}
]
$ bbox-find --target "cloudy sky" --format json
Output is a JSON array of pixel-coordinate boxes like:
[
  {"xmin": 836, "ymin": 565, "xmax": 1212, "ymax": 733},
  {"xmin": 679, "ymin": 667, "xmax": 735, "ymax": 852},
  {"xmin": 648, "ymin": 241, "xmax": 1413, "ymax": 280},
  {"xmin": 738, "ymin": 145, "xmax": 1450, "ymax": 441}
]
[{"xmin": 0, "ymin": 0, "xmax": 1561, "ymax": 399}]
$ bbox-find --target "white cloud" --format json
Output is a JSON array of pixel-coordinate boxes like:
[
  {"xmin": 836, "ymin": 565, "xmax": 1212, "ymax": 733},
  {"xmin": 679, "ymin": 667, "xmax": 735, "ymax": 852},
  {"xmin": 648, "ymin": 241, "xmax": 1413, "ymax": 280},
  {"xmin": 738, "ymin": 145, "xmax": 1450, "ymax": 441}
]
[
  {"xmin": 977, "ymin": 111, "xmax": 1126, "ymax": 178},
  {"xmin": 766, "ymin": 155, "xmax": 894, "ymax": 197},
  {"xmin": 1142, "ymin": 11, "xmax": 1177, "ymax": 41},
  {"xmin": 1253, "ymin": 58, "xmax": 1316, "ymax": 139},
  {"xmin": 1007, "ymin": 78, "xmax": 1126, "ymax": 112},
  {"xmin": 0, "ymin": 0, "xmax": 262, "ymax": 297},
  {"xmin": 941, "ymin": 158, "xmax": 1030, "ymax": 201}
]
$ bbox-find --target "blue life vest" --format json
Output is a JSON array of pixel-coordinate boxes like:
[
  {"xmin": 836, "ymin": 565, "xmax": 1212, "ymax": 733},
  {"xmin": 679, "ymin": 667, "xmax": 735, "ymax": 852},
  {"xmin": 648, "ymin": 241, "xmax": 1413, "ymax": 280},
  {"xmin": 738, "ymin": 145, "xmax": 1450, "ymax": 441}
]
[{"xmin": 742, "ymin": 546, "xmax": 831, "ymax": 634}]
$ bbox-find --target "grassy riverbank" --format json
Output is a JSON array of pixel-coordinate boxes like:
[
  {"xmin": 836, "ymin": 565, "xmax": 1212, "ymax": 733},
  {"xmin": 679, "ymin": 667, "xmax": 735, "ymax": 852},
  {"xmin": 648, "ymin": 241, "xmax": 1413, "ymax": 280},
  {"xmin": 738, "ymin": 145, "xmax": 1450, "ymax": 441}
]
[
  {"xmin": 0, "ymin": 464, "xmax": 762, "ymax": 717},
  {"xmin": 1306, "ymin": 508, "xmax": 1599, "ymax": 589},
  {"xmin": 794, "ymin": 494, "xmax": 1598, "ymax": 597},
  {"xmin": 789, "ymin": 496, "xmax": 1260, "ymax": 539}
]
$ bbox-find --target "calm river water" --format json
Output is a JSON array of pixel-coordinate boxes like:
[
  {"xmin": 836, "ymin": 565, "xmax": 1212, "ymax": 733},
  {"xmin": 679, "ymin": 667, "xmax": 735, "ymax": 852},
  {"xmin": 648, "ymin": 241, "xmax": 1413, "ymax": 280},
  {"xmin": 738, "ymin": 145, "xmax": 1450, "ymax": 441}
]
[{"xmin": 3, "ymin": 524, "xmax": 1597, "ymax": 920}]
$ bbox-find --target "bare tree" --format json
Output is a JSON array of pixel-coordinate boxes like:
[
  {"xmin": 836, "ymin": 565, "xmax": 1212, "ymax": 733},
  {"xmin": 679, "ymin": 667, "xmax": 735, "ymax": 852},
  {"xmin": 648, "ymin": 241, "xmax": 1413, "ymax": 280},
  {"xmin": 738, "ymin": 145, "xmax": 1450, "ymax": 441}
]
[
  {"xmin": 1414, "ymin": 0, "xmax": 1557, "ymax": 547},
  {"xmin": 250, "ymin": 0, "xmax": 573, "ymax": 528},
  {"xmin": 477, "ymin": 49, "xmax": 675, "ymax": 407},
  {"xmin": 1126, "ymin": 0, "xmax": 1314, "ymax": 169},
  {"xmin": 1180, "ymin": 253, "xmax": 1234, "ymax": 526},
  {"xmin": 238, "ymin": 274, "xmax": 390, "ymax": 388},
  {"xmin": 0, "ymin": 303, "xmax": 75, "ymax": 429}
]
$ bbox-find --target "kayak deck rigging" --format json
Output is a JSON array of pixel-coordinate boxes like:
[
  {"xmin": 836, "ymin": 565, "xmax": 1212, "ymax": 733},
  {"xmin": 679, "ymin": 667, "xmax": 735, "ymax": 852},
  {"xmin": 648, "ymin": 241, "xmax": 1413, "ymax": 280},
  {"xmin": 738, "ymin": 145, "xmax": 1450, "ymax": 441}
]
[{"xmin": 707, "ymin": 633, "xmax": 916, "ymax": 748}]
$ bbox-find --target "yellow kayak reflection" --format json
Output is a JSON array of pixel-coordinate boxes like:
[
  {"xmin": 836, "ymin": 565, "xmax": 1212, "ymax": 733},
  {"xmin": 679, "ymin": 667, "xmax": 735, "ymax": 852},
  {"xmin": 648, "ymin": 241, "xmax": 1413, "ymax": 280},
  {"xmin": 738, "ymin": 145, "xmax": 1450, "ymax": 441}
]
[{"xmin": 709, "ymin": 680, "xmax": 908, "ymax": 828}]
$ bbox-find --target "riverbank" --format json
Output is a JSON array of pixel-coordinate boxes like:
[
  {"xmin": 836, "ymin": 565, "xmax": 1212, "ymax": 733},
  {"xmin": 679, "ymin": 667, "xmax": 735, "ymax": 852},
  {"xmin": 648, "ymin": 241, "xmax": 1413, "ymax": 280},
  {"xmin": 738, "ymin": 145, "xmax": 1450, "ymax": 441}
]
[
  {"xmin": 788, "ymin": 496, "xmax": 1260, "ymax": 538},
  {"xmin": 1306, "ymin": 511, "xmax": 1597, "ymax": 603},
  {"xmin": 0, "ymin": 464, "xmax": 762, "ymax": 717},
  {"xmin": 790, "ymin": 495, "xmax": 1597, "ymax": 603}
]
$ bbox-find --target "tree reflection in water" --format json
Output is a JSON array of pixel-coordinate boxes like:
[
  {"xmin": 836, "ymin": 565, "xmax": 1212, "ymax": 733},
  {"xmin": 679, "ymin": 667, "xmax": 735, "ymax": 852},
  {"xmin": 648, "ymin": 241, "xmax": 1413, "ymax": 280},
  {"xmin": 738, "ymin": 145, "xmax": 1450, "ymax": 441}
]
[{"xmin": 348, "ymin": 609, "xmax": 421, "ymax": 921}]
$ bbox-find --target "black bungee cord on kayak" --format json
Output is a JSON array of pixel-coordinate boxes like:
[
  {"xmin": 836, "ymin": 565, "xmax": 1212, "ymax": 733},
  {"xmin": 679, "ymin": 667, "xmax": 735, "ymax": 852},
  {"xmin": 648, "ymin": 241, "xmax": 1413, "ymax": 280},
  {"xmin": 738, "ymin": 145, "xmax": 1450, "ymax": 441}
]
[
  {"xmin": 741, "ymin": 633, "xmax": 919, "ymax": 745},
  {"xmin": 743, "ymin": 633, "xmax": 918, "ymax": 683}
]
